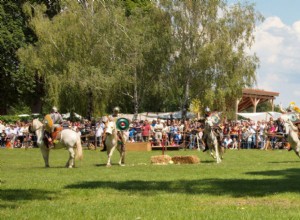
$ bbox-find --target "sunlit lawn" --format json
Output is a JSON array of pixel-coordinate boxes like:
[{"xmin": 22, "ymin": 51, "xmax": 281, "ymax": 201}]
[{"xmin": 1, "ymin": 147, "xmax": 300, "ymax": 220}]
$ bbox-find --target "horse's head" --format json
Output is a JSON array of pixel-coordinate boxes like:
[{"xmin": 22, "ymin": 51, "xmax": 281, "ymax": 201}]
[
  {"xmin": 106, "ymin": 121, "xmax": 116, "ymax": 135},
  {"xmin": 280, "ymin": 113, "xmax": 299, "ymax": 134},
  {"xmin": 29, "ymin": 118, "xmax": 43, "ymax": 133}
]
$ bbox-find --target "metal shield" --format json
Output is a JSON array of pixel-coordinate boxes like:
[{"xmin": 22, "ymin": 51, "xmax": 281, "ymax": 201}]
[
  {"xmin": 288, "ymin": 113, "xmax": 298, "ymax": 122},
  {"xmin": 44, "ymin": 114, "xmax": 53, "ymax": 132},
  {"xmin": 211, "ymin": 113, "xmax": 220, "ymax": 125},
  {"xmin": 116, "ymin": 118, "xmax": 129, "ymax": 131}
]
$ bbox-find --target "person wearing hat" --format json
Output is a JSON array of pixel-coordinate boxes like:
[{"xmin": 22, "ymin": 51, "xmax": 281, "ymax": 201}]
[
  {"xmin": 101, "ymin": 106, "xmax": 127, "ymax": 152},
  {"xmin": 45, "ymin": 106, "xmax": 63, "ymax": 148},
  {"xmin": 100, "ymin": 116, "xmax": 108, "ymax": 151}
]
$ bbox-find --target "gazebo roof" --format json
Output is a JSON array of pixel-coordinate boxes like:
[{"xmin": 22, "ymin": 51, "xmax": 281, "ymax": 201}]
[{"xmin": 238, "ymin": 88, "xmax": 279, "ymax": 112}]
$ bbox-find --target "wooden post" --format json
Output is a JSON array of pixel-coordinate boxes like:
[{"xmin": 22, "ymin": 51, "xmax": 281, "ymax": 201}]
[
  {"xmin": 250, "ymin": 97, "xmax": 260, "ymax": 113},
  {"xmin": 269, "ymin": 99, "xmax": 274, "ymax": 111}
]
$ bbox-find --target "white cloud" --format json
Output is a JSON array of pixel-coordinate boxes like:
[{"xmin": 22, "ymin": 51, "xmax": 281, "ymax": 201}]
[{"xmin": 253, "ymin": 16, "xmax": 300, "ymax": 107}]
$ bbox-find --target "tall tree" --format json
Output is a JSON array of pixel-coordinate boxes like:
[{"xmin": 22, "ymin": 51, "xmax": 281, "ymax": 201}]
[
  {"xmin": 0, "ymin": 1, "xmax": 37, "ymax": 114},
  {"xmin": 18, "ymin": 1, "xmax": 129, "ymax": 116},
  {"xmin": 109, "ymin": 1, "xmax": 171, "ymax": 116},
  {"xmin": 158, "ymin": 0, "xmax": 263, "ymax": 119}
]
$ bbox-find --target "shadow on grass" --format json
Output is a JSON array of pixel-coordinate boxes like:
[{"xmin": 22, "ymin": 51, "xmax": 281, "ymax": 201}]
[
  {"xmin": 268, "ymin": 161, "xmax": 300, "ymax": 164},
  {"xmin": 65, "ymin": 168, "xmax": 300, "ymax": 197},
  {"xmin": 199, "ymin": 160, "xmax": 215, "ymax": 164},
  {"xmin": 0, "ymin": 204, "xmax": 17, "ymax": 209},
  {"xmin": 0, "ymin": 189, "xmax": 57, "ymax": 201}
]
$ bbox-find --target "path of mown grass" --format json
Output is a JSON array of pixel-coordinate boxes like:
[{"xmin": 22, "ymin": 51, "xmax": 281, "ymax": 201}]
[{"xmin": 1, "ymin": 147, "xmax": 300, "ymax": 220}]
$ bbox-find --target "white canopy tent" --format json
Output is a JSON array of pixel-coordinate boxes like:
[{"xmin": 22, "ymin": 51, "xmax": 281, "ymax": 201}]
[
  {"xmin": 237, "ymin": 112, "xmax": 282, "ymax": 122},
  {"xmin": 121, "ymin": 111, "xmax": 197, "ymax": 121},
  {"xmin": 62, "ymin": 112, "xmax": 83, "ymax": 120}
]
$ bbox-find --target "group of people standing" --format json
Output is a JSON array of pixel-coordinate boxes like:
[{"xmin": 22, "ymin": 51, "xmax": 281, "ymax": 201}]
[{"xmin": 0, "ymin": 120, "xmax": 32, "ymax": 148}]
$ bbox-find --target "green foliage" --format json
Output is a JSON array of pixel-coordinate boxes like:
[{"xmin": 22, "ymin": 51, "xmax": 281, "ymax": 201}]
[
  {"xmin": 2, "ymin": 0, "xmax": 264, "ymax": 117},
  {"xmin": 0, "ymin": 115, "xmax": 23, "ymax": 123},
  {"xmin": 123, "ymin": 0, "xmax": 152, "ymax": 16},
  {"xmin": 158, "ymin": 0, "xmax": 263, "ymax": 113},
  {"xmin": 0, "ymin": 1, "xmax": 35, "ymax": 114}
]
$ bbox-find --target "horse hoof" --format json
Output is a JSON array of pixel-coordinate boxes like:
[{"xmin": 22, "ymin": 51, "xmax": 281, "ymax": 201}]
[
  {"xmin": 68, "ymin": 166, "xmax": 73, "ymax": 168},
  {"xmin": 45, "ymin": 165, "xmax": 50, "ymax": 168},
  {"xmin": 106, "ymin": 164, "xmax": 112, "ymax": 167},
  {"xmin": 119, "ymin": 164, "xmax": 125, "ymax": 167}
]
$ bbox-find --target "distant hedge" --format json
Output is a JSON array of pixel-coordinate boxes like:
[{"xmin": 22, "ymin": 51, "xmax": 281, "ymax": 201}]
[{"xmin": 0, "ymin": 115, "xmax": 33, "ymax": 123}]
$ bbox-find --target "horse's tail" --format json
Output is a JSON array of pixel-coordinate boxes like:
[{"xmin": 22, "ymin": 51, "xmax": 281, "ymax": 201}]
[{"xmin": 75, "ymin": 135, "xmax": 83, "ymax": 160}]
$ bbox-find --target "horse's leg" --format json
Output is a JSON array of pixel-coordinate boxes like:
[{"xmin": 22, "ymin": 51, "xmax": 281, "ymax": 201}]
[
  {"xmin": 118, "ymin": 144, "xmax": 125, "ymax": 166},
  {"xmin": 219, "ymin": 146, "xmax": 224, "ymax": 159},
  {"xmin": 66, "ymin": 147, "xmax": 75, "ymax": 168},
  {"xmin": 214, "ymin": 142, "xmax": 222, "ymax": 164},
  {"xmin": 209, "ymin": 147, "xmax": 216, "ymax": 159},
  {"xmin": 106, "ymin": 146, "xmax": 115, "ymax": 167},
  {"xmin": 40, "ymin": 146, "xmax": 50, "ymax": 168},
  {"xmin": 294, "ymin": 143, "xmax": 300, "ymax": 158}
]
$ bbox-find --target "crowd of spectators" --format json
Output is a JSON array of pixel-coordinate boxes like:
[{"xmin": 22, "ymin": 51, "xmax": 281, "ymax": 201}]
[
  {"xmin": 124, "ymin": 117, "xmax": 299, "ymax": 150},
  {"xmin": 95, "ymin": 116, "xmax": 299, "ymax": 150},
  {"xmin": 1, "ymin": 116, "xmax": 299, "ymax": 150}
]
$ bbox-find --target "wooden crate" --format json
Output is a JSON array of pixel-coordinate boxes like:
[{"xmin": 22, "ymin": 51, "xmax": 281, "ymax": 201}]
[{"xmin": 126, "ymin": 142, "xmax": 152, "ymax": 151}]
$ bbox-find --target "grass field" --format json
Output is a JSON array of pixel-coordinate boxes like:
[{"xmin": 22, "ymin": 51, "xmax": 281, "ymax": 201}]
[{"xmin": 1, "ymin": 147, "xmax": 300, "ymax": 220}]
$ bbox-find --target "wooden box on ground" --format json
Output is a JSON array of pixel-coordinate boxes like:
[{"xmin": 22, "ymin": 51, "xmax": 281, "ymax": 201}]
[{"xmin": 126, "ymin": 142, "xmax": 152, "ymax": 151}]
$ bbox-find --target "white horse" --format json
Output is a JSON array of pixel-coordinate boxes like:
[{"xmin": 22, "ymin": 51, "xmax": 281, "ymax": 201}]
[
  {"xmin": 203, "ymin": 119, "xmax": 223, "ymax": 163},
  {"xmin": 280, "ymin": 114, "xmax": 300, "ymax": 158},
  {"xmin": 105, "ymin": 121, "xmax": 126, "ymax": 167},
  {"xmin": 30, "ymin": 118, "xmax": 83, "ymax": 168}
]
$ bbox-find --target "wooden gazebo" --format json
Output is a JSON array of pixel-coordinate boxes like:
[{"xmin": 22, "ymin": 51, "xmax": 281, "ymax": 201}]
[{"xmin": 236, "ymin": 88, "xmax": 279, "ymax": 115}]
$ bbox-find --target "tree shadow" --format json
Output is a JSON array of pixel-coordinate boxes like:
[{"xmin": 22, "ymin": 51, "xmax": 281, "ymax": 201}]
[
  {"xmin": 0, "ymin": 189, "xmax": 57, "ymax": 201},
  {"xmin": 268, "ymin": 161, "xmax": 300, "ymax": 164},
  {"xmin": 199, "ymin": 160, "xmax": 215, "ymax": 164},
  {"xmin": 65, "ymin": 168, "xmax": 300, "ymax": 197},
  {"xmin": 95, "ymin": 164, "xmax": 106, "ymax": 167}
]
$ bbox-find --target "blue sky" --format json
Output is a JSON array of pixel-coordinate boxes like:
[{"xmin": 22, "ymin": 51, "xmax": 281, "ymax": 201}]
[
  {"xmin": 228, "ymin": 0, "xmax": 300, "ymax": 109},
  {"xmin": 253, "ymin": 0, "xmax": 300, "ymax": 25}
]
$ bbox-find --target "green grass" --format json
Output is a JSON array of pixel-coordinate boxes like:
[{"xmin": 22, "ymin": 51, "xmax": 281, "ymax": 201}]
[{"xmin": 1, "ymin": 147, "xmax": 300, "ymax": 220}]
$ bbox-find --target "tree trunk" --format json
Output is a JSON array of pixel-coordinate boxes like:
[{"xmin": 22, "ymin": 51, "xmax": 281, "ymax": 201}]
[
  {"xmin": 87, "ymin": 87, "xmax": 93, "ymax": 121},
  {"xmin": 182, "ymin": 78, "xmax": 190, "ymax": 122},
  {"xmin": 30, "ymin": 73, "xmax": 44, "ymax": 114},
  {"xmin": 133, "ymin": 67, "xmax": 139, "ymax": 119}
]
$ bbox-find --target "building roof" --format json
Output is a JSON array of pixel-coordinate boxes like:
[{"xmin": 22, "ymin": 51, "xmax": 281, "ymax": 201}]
[{"xmin": 238, "ymin": 89, "xmax": 279, "ymax": 112}]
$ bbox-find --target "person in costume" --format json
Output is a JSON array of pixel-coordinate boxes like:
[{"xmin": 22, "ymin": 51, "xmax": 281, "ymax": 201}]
[
  {"xmin": 202, "ymin": 107, "xmax": 212, "ymax": 152},
  {"xmin": 101, "ymin": 106, "xmax": 127, "ymax": 152},
  {"xmin": 44, "ymin": 106, "xmax": 63, "ymax": 148}
]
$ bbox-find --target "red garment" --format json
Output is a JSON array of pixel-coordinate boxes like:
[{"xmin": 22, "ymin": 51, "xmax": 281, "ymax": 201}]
[{"xmin": 142, "ymin": 124, "xmax": 151, "ymax": 137}]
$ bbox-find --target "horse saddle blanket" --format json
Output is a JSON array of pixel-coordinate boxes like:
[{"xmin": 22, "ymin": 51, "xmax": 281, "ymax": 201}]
[{"xmin": 52, "ymin": 127, "xmax": 63, "ymax": 144}]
